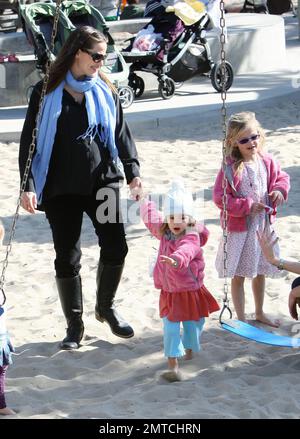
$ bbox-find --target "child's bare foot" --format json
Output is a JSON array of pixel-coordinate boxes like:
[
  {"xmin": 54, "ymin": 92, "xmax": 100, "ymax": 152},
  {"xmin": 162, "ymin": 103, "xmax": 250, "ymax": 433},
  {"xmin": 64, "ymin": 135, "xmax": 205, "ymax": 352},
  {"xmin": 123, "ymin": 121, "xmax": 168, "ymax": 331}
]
[
  {"xmin": 184, "ymin": 349, "xmax": 193, "ymax": 360},
  {"xmin": 161, "ymin": 369, "xmax": 183, "ymax": 382},
  {"xmin": 0, "ymin": 407, "xmax": 16, "ymax": 415},
  {"xmin": 162, "ymin": 357, "xmax": 183, "ymax": 382},
  {"xmin": 255, "ymin": 313, "xmax": 280, "ymax": 328},
  {"xmin": 235, "ymin": 315, "xmax": 247, "ymax": 322},
  {"xmin": 167, "ymin": 357, "xmax": 178, "ymax": 370}
]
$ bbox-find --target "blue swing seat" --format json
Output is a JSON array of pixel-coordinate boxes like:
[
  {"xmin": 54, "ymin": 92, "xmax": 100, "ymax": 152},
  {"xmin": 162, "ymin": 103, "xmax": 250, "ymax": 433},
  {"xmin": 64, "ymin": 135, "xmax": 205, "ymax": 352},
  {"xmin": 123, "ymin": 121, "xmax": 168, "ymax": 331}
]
[{"xmin": 221, "ymin": 319, "xmax": 300, "ymax": 348}]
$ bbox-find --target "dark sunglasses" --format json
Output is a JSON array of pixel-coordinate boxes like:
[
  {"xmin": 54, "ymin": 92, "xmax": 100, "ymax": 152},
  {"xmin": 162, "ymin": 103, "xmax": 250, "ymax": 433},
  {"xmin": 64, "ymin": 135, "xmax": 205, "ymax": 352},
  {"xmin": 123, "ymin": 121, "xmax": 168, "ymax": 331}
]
[
  {"xmin": 237, "ymin": 134, "xmax": 260, "ymax": 145},
  {"xmin": 82, "ymin": 48, "xmax": 107, "ymax": 63}
]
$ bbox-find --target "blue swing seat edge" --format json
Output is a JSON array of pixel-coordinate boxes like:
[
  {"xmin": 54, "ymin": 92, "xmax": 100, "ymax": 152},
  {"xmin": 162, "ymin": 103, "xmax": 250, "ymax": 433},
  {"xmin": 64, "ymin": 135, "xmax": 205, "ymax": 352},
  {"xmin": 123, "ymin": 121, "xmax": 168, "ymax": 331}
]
[{"xmin": 221, "ymin": 319, "xmax": 300, "ymax": 348}]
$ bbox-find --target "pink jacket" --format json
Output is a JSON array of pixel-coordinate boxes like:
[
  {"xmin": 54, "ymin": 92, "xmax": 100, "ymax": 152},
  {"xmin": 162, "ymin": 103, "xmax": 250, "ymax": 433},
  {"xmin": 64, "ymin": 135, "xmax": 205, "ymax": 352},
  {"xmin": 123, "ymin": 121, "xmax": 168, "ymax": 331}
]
[
  {"xmin": 140, "ymin": 199, "xmax": 209, "ymax": 292},
  {"xmin": 213, "ymin": 153, "xmax": 290, "ymax": 232}
]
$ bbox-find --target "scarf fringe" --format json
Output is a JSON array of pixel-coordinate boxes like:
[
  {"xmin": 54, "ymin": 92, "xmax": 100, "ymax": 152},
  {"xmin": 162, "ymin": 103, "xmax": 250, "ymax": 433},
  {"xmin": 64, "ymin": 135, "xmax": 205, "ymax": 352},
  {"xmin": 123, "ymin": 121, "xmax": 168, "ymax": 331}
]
[
  {"xmin": 77, "ymin": 124, "xmax": 98, "ymax": 144},
  {"xmin": 77, "ymin": 123, "xmax": 109, "ymax": 148}
]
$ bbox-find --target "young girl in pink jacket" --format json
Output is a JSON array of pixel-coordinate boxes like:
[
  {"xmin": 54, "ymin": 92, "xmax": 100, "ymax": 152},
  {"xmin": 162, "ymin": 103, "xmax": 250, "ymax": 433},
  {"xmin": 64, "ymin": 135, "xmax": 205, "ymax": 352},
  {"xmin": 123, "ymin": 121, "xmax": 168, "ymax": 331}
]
[
  {"xmin": 140, "ymin": 179, "xmax": 219, "ymax": 382},
  {"xmin": 213, "ymin": 112, "xmax": 290, "ymax": 327}
]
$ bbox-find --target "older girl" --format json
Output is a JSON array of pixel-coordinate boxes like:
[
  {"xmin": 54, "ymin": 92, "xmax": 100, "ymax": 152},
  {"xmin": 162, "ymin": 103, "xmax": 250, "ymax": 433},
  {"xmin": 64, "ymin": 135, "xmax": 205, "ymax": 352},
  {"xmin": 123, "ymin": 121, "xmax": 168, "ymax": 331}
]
[{"xmin": 213, "ymin": 112, "xmax": 290, "ymax": 327}]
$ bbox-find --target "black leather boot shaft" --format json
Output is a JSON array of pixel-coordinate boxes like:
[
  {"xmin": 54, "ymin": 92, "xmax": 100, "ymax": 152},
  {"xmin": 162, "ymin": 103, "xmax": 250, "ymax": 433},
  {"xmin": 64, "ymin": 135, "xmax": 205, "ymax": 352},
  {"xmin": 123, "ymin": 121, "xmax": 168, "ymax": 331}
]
[
  {"xmin": 56, "ymin": 275, "xmax": 84, "ymax": 350},
  {"xmin": 95, "ymin": 261, "xmax": 134, "ymax": 338}
]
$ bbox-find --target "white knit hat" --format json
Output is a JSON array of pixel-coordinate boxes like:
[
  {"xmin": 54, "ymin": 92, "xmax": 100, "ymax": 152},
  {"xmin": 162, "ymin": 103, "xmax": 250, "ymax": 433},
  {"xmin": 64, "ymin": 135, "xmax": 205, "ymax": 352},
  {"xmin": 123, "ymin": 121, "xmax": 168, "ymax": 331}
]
[{"xmin": 163, "ymin": 178, "xmax": 194, "ymax": 217}]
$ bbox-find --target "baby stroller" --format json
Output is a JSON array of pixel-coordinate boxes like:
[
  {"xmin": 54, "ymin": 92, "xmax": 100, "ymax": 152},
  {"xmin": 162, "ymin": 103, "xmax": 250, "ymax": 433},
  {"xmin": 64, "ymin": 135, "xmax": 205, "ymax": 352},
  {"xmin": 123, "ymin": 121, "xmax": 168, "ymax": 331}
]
[
  {"xmin": 20, "ymin": 0, "xmax": 134, "ymax": 108},
  {"xmin": 122, "ymin": 8, "xmax": 234, "ymax": 100},
  {"xmin": 240, "ymin": 0, "xmax": 295, "ymax": 14}
]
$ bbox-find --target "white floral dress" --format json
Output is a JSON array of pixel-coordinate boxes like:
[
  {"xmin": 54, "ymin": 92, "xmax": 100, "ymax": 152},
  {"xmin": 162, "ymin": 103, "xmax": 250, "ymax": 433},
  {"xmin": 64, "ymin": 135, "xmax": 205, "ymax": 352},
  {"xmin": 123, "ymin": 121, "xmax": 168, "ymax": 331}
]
[{"xmin": 215, "ymin": 158, "xmax": 280, "ymax": 278}]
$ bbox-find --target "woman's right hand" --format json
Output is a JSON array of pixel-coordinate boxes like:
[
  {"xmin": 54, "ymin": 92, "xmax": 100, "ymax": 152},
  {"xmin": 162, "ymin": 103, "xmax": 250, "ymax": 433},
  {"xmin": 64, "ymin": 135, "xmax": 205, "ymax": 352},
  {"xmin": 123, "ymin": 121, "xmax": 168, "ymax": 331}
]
[
  {"xmin": 21, "ymin": 191, "xmax": 37, "ymax": 214},
  {"xmin": 256, "ymin": 229, "xmax": 278, "ymax": 265}
]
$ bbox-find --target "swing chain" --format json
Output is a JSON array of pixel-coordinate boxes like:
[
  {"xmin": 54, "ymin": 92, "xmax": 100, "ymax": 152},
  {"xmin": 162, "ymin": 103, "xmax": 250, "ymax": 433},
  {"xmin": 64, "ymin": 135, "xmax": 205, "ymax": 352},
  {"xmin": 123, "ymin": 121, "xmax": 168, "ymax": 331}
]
[
  {"xmin": 0, "ymin": 0, "xmax": 63, "ymax": 306},
  {"xmin": 219, "ymin": 0, "xmax": 232, "ymax": 323}
]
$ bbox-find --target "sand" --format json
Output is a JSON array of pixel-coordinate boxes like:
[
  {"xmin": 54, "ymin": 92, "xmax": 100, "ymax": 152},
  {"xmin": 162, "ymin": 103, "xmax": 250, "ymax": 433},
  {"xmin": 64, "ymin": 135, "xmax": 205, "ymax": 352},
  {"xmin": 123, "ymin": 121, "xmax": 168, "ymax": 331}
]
[{"xmin": 0, "ymin": 89, "xmax": 300, "ymax": 419}]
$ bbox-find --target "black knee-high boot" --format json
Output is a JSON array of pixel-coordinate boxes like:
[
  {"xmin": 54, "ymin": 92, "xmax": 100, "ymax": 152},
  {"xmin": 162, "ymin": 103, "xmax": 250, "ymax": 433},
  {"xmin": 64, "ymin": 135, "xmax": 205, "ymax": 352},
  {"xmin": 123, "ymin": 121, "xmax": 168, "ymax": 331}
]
[
  {"xmin": 95, "ymin": 261, "xmax": 134, "ymax": 338},
  {"xmin": 56, "ymin": 275, "xmax": 84, "ymax": 350}
]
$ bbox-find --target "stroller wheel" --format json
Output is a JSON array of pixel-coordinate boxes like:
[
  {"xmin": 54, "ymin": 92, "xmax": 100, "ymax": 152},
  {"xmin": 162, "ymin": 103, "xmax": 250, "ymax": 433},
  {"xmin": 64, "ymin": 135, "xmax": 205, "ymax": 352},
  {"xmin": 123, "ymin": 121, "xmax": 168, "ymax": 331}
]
[
  {"xmin": 210, "ymin": 61, "xmax": 234, "ymax": 92},
  {"xmin": 158, "ymin": 78, "xmax": 175, "ymax": 100},
  {"xmin": 118, "ymin": 86, "xmax": 134, "ymax": 109},
  {"xmin": 128, "ymin": 74, "xmax": 145, "ymax": 98}
]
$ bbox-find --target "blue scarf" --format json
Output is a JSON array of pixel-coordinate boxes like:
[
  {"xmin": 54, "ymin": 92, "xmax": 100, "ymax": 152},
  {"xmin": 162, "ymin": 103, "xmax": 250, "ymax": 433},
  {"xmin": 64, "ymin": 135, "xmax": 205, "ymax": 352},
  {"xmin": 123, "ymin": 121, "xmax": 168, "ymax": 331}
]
[{"xmin": 32, "ymin": 71, "xmax": 120, "ymax": 203}]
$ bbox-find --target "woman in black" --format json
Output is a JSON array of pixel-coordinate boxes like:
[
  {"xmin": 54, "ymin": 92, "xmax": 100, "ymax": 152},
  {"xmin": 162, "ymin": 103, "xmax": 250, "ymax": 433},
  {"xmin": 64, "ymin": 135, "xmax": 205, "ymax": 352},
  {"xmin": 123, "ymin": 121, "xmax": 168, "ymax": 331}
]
[{"xmin": 19, "ymin": 26, "xmax": 142, "ymax": 350}]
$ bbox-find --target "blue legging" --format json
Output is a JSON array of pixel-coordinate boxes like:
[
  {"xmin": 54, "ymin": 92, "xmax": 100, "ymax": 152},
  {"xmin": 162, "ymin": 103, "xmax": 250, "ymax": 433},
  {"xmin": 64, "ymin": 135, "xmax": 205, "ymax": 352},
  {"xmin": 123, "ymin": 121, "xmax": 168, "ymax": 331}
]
[{"xmin": 163, "ymin": 317, "xmax": 205, "ymax": 358}]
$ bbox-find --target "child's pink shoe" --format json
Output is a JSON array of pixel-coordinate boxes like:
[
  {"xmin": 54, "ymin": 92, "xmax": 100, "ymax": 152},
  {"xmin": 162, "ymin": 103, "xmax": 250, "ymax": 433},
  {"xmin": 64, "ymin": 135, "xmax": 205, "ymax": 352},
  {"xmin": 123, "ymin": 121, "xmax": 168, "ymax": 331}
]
[{"xmin": 0, "ymin": 54, "xmax": 7, "ymax": 63}]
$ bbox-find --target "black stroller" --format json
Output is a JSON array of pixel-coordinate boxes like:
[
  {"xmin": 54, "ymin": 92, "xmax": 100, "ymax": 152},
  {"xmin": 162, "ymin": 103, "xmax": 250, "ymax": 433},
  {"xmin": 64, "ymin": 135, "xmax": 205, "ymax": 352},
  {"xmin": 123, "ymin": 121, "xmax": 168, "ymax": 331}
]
[
  {"xmin": 122, "ymin": 10, "xmax": 234, "ymax": 100},
  {"xmin": 240, "ymin": 0, "xmax": 295, "ymax": 14},
  {"xmin": 20, "ymin": 0, "xmax": 134, "ymax": 108}
]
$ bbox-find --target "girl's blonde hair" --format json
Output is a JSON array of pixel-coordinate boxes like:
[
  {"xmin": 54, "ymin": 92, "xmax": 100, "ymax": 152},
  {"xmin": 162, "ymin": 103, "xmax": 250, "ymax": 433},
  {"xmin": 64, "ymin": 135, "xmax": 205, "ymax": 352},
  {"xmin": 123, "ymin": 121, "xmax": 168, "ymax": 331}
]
[
  {"xmin": 225, "ymin": 112, "xmax": 265, "ymax": 174},
  {"xmin": 159, "ymin": 216, "xmax": 196, "ymax": 236}
]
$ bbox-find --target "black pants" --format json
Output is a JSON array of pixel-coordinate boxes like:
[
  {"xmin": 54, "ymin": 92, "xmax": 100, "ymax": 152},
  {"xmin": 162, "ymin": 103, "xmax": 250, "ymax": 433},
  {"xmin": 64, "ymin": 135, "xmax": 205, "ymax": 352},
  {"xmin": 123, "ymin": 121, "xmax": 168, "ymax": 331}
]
[{"xmin": 44, "ymin": 187, "xmax": 128, "ymax": 278}]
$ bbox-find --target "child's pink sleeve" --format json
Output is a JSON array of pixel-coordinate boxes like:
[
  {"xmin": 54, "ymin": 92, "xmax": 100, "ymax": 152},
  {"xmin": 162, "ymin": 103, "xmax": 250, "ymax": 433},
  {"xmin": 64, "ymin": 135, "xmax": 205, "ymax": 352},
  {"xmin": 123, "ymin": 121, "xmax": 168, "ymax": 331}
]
[
  {"xmin": 196, "ymin": 223, "xmax": 210, "ymax": 247},
  {"xmin": 213, "ymin": 167, "xmax": 253, "ymax": 216},
  {"xmin": 270, "ymin": 158, "xmax": 290, "ymax": 200},
  {"xmin": 140, "ymin": 199, "xmax": 163, "ymax": 240},
  {"xmin": 170, "ymin": 234, "xmax": 200, "ymax": 269}
]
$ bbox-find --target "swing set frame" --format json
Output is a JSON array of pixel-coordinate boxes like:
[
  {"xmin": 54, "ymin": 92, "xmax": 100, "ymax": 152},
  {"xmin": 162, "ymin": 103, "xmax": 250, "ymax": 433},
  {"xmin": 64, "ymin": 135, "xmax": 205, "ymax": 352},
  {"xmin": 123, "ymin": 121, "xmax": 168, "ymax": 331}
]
[
  {"xmin": 1, "ymin": 0, "xmax": 299, "ymax": 348},
  {"xmin": 217, "ymin": 0, "xmax": 300, "ymax": 348}
]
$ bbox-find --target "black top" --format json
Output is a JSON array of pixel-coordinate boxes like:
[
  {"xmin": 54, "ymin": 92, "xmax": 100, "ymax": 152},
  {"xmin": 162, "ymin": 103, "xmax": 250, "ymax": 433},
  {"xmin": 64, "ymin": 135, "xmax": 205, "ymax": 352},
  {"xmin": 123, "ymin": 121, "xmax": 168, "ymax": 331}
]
[{"xmin": 19, "ymin": 81, "xmax": 140, "ymax": 205}]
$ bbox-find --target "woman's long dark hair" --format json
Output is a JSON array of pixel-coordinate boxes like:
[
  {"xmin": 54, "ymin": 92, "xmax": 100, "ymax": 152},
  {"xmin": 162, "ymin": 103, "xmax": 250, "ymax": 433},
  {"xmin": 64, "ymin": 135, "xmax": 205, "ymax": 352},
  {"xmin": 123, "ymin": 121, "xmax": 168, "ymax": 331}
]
[{"xmin": 46, "ymin": 26, "xmax": 115, "ymax": 93}]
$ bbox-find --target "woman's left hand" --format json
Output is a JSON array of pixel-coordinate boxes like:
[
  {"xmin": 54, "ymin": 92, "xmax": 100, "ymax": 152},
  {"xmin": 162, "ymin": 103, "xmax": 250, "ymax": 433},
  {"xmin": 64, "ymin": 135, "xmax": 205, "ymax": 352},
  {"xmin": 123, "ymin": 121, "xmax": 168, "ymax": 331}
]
[
  {"xmin": 256, "ymin": 229, "xmax": 278, "ymax": 265},
  {"xmin": 129, "ymin": 177, "xmax": 143, "ymax": 201},
  {"xmin": 269, "ymin": 190, "xmax": 284, "ymax": 206}
]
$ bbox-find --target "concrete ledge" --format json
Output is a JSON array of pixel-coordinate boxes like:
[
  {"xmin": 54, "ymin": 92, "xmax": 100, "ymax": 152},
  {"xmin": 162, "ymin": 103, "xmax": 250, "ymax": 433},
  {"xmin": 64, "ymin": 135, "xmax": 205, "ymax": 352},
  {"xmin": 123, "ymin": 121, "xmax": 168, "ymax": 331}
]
[
  {"xmin": 0, "ymin": 19, "xmax": 152, "ymax": 53},
  {"xmin": 108, "ymin": 17, "xmax": 150, "ymax": 34},
  {"xmin": 111, "ymin": 14, "xmax": 286, "ymax": 75},
  {"xmin": 0, "ymin": 13, "xmax": 287, "ymax": 107},
  {"xmin": 0, "ymin": 56, "xmax": 41, "ymax": 106},
  {"xmin": 2, "ymin": 87, "xmax": 300, "ymax": 144},
  {"xmin": 0, "ymin": 30, "xmax": 33, "ymax": 53},
  {"xmin": 208, "ymin": 14, "xmax": 286, "ymax": 74}
]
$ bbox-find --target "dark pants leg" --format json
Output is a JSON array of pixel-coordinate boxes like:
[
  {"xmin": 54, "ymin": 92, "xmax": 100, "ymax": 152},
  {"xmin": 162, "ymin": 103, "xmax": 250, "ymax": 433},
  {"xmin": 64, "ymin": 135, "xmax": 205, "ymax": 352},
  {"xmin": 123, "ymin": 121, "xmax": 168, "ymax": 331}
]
[
  {"xmin": 44, "ymin": 190, "xmax": 128, "ymax": 277},
  {"xmin": 85, "ymin": 185, "xmax": 128, "ymax": 266},
  {"xmin": 85, "ymin": 186, "xmax": 133, "ymax": 338},
  {"xmin": 44, "ymin": 195, "xmax": 84, "ymax": 278},
  {"xmin": 0, "ymin": 366, "xmax": 7, "ymax": 409},
  {"xmin": 44, "ymin": 189, "xmax": 131, "ymax": 340},
  {"xmin": 45, "ymin": 195, "xmax": 85, "ymax": 349}
]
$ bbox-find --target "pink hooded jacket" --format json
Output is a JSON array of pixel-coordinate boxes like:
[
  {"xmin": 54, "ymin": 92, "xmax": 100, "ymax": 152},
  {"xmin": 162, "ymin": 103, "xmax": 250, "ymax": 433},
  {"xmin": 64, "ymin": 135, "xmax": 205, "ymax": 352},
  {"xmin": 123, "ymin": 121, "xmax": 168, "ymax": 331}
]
[
  {"xmin": 140, "ymin": 199, "xmax": 209, "ymax": 292},
  {"xmin": 213, "ymin": 153, "xmax": 290, "ymax": 232}
]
